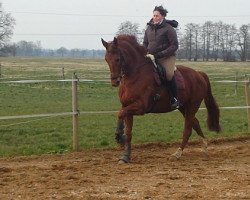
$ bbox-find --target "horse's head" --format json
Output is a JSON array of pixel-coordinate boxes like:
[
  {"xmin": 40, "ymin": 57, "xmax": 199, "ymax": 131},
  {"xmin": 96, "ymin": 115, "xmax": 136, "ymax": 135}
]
[{"xmin": 101, "ymin": 37, "xmax": 123, "ymax": 87}]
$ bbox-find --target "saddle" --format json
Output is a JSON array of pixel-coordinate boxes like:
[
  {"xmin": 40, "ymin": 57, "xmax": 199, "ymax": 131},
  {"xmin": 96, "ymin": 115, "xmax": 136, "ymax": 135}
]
[{"xmin": 153, "ymin": 63, "xmax": 185, "ymax": 90}]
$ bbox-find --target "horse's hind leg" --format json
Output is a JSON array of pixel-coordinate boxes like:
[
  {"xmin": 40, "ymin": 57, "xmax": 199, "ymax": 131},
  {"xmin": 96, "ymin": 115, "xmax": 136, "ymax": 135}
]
[
  {"xmin": 177, "ymin": 106, "xmax": 208, "ymax": 158},
  {"xmin": 169, "ymin": 114, "xmax": 194, "ymax": 161},
  {"xmin": 193, "ymin": 117, "xmax": 208, "ymax": 156},
  {"xmin": 170, "ymin": 107, "xmax": 204, "ymax": 161}
]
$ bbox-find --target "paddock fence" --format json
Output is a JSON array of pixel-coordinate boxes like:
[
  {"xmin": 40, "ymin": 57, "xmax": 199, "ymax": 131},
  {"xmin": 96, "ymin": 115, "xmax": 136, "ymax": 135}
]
[{"xmin": 0, "ymin": 74, "xmax": 249, "ymax": 151}]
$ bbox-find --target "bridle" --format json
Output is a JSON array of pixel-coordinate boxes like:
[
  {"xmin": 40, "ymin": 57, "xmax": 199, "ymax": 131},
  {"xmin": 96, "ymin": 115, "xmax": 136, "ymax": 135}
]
[{"xmin": 110, "ymin": 49, "xmax": 127, "ymax": 82}]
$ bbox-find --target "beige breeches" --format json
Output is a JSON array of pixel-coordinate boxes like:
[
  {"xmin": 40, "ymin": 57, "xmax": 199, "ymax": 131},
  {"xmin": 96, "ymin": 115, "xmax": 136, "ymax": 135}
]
[{"xmin": 158, "ymin": 56, "xmax": 176, "ymax": 81}]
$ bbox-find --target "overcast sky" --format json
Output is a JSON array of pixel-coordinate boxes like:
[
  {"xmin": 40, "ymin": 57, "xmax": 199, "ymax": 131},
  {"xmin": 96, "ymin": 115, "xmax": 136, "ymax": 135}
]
[{"xmin": 2, "ymin": 0, "xmax": 250, "ymax": 50}]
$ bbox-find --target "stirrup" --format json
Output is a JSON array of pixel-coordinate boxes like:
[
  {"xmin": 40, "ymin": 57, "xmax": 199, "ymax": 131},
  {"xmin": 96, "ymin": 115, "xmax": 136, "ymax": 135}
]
[{"xmin": 171, "ymin": 97, "xmax": 180, "ymax": 109}]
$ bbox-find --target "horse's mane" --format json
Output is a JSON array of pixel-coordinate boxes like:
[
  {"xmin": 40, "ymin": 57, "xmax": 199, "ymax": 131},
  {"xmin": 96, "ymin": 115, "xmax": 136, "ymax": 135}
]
[{"xmin": 116, "ymin": 34, "xmax": 147, "ymax": 57}]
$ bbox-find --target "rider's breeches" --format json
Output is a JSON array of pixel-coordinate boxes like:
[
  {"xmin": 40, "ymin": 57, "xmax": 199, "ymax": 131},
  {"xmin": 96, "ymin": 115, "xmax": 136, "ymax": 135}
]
[{"xmin": 158, "ymin": 56, "xmax": 176, "ymax": 81}]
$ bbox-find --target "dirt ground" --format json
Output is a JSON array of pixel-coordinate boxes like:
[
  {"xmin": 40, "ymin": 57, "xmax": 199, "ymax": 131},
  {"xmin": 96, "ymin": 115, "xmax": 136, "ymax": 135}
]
[{"xmin": 0, "ymin": 136, "xmax": 249, "ymax": 200}]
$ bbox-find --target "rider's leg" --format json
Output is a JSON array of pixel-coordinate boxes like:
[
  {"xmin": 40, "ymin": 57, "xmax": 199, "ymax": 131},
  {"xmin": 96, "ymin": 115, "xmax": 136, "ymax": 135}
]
[
  {"xmin": 169, "ymin": 76, "xmax": 180, "ymax": 108},
  {"xmin": 158, "ymin": 56, "xmax": 180, "ymax": 109}
]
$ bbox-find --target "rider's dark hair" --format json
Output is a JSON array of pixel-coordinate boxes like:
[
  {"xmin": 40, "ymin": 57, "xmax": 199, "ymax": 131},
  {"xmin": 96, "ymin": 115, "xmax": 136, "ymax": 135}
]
[{"xmin": 153, "ymin": 6, "xmax": 168, "ymax": 17}]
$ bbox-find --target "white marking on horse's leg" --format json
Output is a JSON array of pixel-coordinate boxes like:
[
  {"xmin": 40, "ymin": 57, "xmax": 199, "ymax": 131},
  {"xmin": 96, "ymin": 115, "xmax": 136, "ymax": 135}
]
[
  {"xmin": 169, "ymin": 147, "xmax": 182, "ymax": 161},
  {"xmin": 200, "ymin": 136, "xmax": 208, "ymax": 155},
  {"xmin": 173, "ymin": 147, "xmax": 183, "ymax": 158}
]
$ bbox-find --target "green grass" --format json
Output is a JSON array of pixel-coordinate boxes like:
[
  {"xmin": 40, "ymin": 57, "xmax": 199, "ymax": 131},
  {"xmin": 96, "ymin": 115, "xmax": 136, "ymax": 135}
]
[{"xmin": 0, "ymin": 57, "xmax": 249, "ymax": 156}]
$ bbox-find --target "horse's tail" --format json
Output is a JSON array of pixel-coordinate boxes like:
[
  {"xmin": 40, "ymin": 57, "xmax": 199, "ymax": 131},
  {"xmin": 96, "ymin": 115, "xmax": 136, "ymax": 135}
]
[{"xmin": 200, "ymin": 72, "xmax": 221, "ymax": 133}]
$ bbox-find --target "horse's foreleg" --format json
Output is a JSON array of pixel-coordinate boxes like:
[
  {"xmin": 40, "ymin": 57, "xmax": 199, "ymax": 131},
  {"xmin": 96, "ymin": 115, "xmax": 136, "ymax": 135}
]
[
  {"xmin": 169, "ymin": 115, "xmax": 194, "ymax": 161},
  {"xmin": 115, "ymin": 119, "xmax": 126, "ymax": 145},
  {"xmin": 116, "ymin": 102, "xmax": 143, "ymax": 163},
  {"xmin": 118, "ymin": 115, "xmax": 133, "ymax": 164},
  {"xmin": 115, "ymin": 103, "xmax": 140, "ymax": 145}
]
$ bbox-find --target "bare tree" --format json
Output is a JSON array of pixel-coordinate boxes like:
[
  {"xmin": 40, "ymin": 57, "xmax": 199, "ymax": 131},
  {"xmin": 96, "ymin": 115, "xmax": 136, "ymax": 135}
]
[
  {"xmin": 227, "ymin": 25, "xmax": 237, "ymax": 61},
  {"xmin": 236, "ymin": 24, "xmax": 249, "ymax": 61},
  {"xmin": 247, "ymin": 24, "xmax": 250, "ymax": 60},
  {"xmin": 57, "ymin": 47, "xmax": 68, "ymax": 57},
  {"xmin": 184, "ymin": 23, "xmax": 200, "ymax": 61},
  {"xmin": 116, "ymin": 21, "xmax": 141, "ymax": 39},
  {"xmin": 201, "ymin": 21, "xmax": 214, "ymax": 61},
  {"xmin": 212, "ymin": 21, "xmax": 223, "ymax": 61},
  {"xmin": 15, "ymin": 40, "xmax": 42, "ymax": 56},
  {"xmin": 219, "ymin": 24, "xmax": 229, "ymax": 61},
  {"xmin": 184, "ymin": 23, "xmax": 194, "ymax": 61},
  {"xmin": 193, "ymin": 25, "xmax": 200, "ymax": 61},
  {"xmin": 0, "ymin": 3, "xmax": 15, "ymax": 48},
  {"xmin": 5, "ymin": 43, "xmax": 17, "ymax": 56}
]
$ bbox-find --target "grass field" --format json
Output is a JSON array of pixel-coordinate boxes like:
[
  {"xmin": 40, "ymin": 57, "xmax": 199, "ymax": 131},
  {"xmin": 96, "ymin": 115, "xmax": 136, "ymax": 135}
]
[{"xmin": 0, "ymin": 57, "xmax": 249, "ymax": 156}]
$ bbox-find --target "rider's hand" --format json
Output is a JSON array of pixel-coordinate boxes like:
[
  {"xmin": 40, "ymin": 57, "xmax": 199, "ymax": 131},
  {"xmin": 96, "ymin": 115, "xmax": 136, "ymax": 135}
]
[{"xmin": 146, "ymin": 53, "xmax": 155, "ymax": 61}]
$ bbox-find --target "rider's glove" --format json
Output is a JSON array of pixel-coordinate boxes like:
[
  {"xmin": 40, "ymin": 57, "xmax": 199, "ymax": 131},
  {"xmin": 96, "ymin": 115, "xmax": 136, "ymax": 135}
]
[{"xmin": 146, "ymin": 54, "xmax": 155, "ymax": 61}]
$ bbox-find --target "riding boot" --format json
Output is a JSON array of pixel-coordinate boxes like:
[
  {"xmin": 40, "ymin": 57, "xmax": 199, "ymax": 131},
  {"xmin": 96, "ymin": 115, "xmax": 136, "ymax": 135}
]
[{"xmin": 169, "ymin": 76, "xmax": 180, "ymax": 109}]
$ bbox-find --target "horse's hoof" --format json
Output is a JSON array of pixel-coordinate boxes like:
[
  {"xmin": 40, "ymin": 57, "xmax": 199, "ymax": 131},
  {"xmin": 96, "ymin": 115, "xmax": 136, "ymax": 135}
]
[
  {"xmin": 118, "ymin": 159, "xmax": 127, "ymax": 164},
  {"xmin": 118, "ymin": 155, "xmax": 130, "ymax": 164},
  {"xmin": 201, "ymin": 146, "xmax": 209, "ymax": 156},
  {"xmin": 169, "ymin": 155, "xmax": 179, "ymax": 162},
  {"xmin": 169, "ymin": 148, "xmax": 182, "ymax": 161},
  {"xmin": 117, "ymin": 143, "xmax": 125, "ymax": 148},
  {"xmin": 202, "ymin": 151, "xmax": 210, "ymax": 158}
]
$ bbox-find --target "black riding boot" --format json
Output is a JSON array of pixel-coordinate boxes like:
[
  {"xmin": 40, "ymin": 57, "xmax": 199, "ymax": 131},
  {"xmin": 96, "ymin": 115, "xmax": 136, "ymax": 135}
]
[{"xmin": 169, "ymin": 76, "xmax": 180, "ymax": 109}]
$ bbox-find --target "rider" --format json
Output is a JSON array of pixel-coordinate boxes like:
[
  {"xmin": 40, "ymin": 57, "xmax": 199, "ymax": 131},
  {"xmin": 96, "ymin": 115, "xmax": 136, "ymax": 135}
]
[{"xmin": 143, "ymin": 5, "xmax": 180, "ymax": 109}]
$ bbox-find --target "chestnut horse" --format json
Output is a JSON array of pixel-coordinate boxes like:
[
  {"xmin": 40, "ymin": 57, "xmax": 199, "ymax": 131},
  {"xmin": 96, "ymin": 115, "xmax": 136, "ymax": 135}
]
[{"xmin": 101, "ymin": 35, "xmax": 221, "ymax": 163}]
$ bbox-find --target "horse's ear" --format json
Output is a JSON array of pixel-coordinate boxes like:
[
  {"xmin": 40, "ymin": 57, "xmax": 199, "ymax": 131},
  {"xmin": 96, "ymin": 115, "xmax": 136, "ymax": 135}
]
[
  {"xmin": 101, "ymin": 38, "xmax": 108, "ymax": 49},
  {"xmin": 113, "ymin": 37, "xmax": 118, "ymax": 47}
]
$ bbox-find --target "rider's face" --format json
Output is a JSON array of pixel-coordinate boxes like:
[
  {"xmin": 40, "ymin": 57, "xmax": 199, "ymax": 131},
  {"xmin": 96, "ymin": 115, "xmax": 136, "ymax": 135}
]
[{"xmin": 152, "ymin": 11, "xmax": 164, "ymax": 24}]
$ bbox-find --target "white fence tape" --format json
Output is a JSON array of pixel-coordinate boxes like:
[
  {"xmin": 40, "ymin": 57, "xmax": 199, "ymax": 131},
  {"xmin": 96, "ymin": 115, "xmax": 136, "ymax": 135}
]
[
  {"xmin": 213, "ymin": 80, "xmax": 249, "ymax": 83},
  {"xmin": 0, "ymin": 79, "xmax": 94, "ymax": 84},
  {"xmin": 1, "ymin": 79, "xmax": 248, "ymax": 84},
  {"xmin": 0, "ymin": 112, "xmax": 77, "ymax": 120},
  {"xmin": 199, "ymin": 106, "xmax": 250, "ymax": 110},
  {"xmin": 2, "ymin": 106, "xmax": 249, "ymax": 121}
]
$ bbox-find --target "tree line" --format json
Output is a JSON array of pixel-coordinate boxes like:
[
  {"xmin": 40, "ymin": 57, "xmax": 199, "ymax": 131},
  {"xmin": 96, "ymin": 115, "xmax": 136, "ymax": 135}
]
[
  {"xmin": 1, "ymin": 41, "xmax": 105, "ymax": 58},
  {"xmin": 177, "ymin": 21, "xmax": 250, "ymax": 61},
  {"xmin": 117, "ymin": 21, "xmax": 250, "ymax": 62}
]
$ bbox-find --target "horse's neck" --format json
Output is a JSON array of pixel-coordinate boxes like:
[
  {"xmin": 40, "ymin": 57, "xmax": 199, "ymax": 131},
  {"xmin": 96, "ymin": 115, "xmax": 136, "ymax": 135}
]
[
  {"xmin": 122, "ymin": 60, "xmax": 154, "ymax": 86},
  {"xmin": 125, "ymin": 56, "xmax": 145, "ymax": 75}
]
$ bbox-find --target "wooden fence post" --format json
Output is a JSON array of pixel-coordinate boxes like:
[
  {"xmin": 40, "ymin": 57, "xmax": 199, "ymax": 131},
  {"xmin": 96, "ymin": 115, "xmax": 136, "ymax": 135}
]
[
  {"xmin": 62, "ymin": 67, "xmax": 65, "ymax": 79},
  {"xmin": 72, "ymin": 73, "xmax": 79, "ymax": 151},
  {"xmin": 234, "ymin": 72, "xmax": 238, "ymax": 95},
  {"xmin": 245, "ymin": 77, "xmax": 250, "ymax": 133}
]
